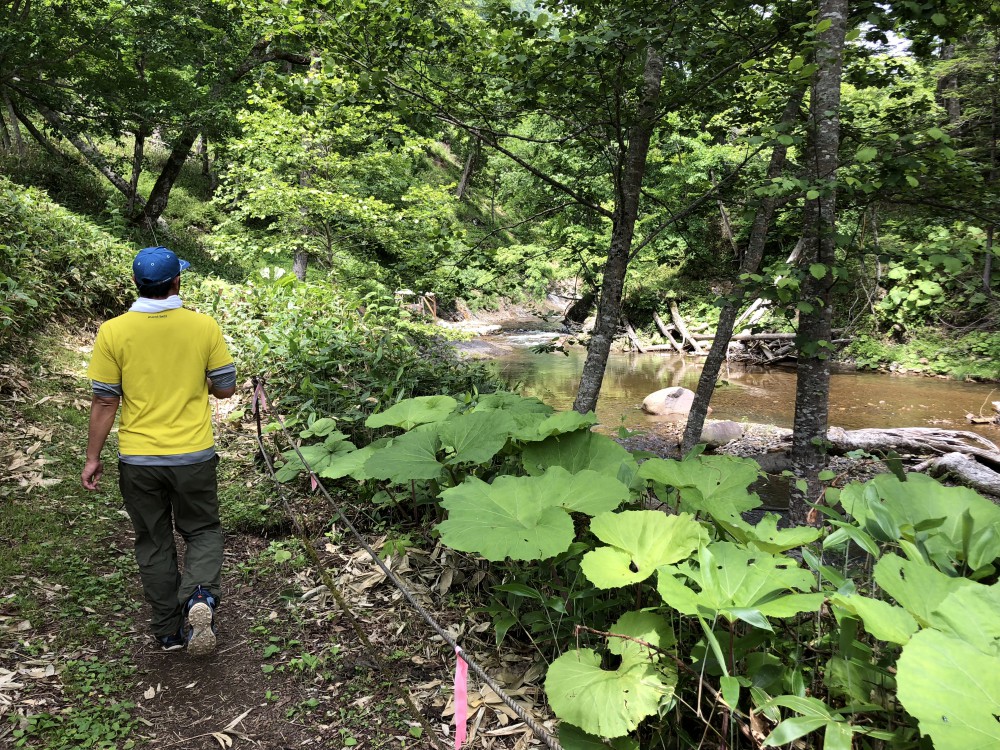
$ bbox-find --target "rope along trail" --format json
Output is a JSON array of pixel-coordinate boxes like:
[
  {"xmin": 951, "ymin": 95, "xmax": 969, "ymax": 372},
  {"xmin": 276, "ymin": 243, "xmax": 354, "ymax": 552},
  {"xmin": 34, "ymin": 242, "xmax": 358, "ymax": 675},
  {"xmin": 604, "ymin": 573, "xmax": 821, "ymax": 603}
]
[{"xmin": 250, "ymin": 377, "xmax": 563, "ymax": 750}]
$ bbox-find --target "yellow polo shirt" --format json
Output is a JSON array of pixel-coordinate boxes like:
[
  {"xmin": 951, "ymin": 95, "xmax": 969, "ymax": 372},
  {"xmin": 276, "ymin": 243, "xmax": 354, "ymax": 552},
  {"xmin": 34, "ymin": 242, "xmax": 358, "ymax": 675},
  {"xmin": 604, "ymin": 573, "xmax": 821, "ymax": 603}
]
[{"xmin": 87, "ymin": 308, "xmax": 233, "ymax": 456}]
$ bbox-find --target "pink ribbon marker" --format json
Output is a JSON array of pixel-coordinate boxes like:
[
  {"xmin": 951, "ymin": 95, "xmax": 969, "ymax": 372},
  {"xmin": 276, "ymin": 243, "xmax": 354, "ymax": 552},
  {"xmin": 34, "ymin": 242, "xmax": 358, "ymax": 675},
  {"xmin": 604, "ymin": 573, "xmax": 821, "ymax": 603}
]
[
  {"xmin": 253, "ymin": 381, "xmax": 268, "ymax": 415},
  {"xmin": 454, "ymin": 647, "xmax": 469, "ymax": 748}
]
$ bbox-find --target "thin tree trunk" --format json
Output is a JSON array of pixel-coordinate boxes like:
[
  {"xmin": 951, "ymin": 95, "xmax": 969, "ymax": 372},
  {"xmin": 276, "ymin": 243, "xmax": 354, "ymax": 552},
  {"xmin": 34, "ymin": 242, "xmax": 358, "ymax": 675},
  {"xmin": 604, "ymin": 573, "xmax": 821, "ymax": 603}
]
[
  {"xmin": 0, "ymin": 105, "xmax": 12, "ymax": 151},
  {"xmin": 11, "ymin": 105, "xmax": 67, "ymax": 161},
  {"xmin": 940, "ymin": 44, "xmax": 962, "ymax": 126},
  {"xmin": 35, "ymin": 103, "xmax": 144, "ymax": 204},
  {"xmin": 986, "ymin": 226, "xmax": 995, "ymax": 297},
  {"xmin": 574, "ymin": 47, "xmax": 664, "ymax": 414},
  {"xmin": 127, "ymin": 129, "xmax": 147, "ymax": 216},
  {"xmin": 456, "ymin": 139, "xmax": 479, "ymax": 199},
  {"xmin": 789, "ymin": 0, "xmax": 848, "ymax": 526},
  {"xmin": 682, "ymin": 88, "xmax": 804, "ymax": 454},
  {"xmin": 293, "ymin": 251, "xmax": 309, "ymax": 281}
]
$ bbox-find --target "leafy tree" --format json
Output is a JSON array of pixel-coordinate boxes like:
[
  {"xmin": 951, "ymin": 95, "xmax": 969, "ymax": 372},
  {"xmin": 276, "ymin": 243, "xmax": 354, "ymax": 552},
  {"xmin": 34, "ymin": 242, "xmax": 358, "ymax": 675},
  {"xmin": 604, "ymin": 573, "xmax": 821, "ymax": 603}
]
[
  {"xmin": 0, "ymin": 0, "xmax": 312, "ymax": 225},
  {"xmin": 212, "ymin": 67, "xmax": 464, "ymax": 288},
  {"xmin": 322, "ymin": 0, "xmax": 799, "ymax": 414}
]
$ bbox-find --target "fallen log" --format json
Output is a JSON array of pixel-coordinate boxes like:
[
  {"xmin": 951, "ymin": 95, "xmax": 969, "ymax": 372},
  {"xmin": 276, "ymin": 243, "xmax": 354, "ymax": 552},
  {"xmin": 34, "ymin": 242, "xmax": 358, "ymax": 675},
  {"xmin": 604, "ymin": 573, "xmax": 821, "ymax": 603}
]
[
  {"xmin": 623, "ymin": 319, "xmax": 647, "ymax": 353},
  {"xmin": 825, "ymin": 426, "xmax": 1000, "ymax": 470},
  {"xmin": 726, "ymin": 425, "xmax": 1000, "ymax": 496},
  {"xmin": 652, "ymin": 312, "xmax": 685, "ymax": 354},
  {"xmin": 914, "ymin": 452, "xmax": 1000, "ymax": 498},
  {"xmin": 669, "ymin": 301, "xmax": 706, "ymax": 354}
]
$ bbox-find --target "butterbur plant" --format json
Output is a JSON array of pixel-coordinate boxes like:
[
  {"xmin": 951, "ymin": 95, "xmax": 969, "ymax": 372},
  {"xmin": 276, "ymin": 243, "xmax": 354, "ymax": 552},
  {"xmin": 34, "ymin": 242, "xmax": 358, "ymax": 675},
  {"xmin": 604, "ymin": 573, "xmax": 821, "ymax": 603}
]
[{"xmin": 275, "ymin": 393, "xmax": 1000, "ymax": 749}]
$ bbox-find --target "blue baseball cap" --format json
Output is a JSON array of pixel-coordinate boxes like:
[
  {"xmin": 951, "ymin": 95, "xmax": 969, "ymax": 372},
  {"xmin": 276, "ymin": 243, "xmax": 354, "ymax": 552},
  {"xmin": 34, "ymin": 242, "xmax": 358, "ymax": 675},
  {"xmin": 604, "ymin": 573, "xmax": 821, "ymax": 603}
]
[{"xmin": 132, "ymin": 246, "xmax": 190, "ymax": 286}]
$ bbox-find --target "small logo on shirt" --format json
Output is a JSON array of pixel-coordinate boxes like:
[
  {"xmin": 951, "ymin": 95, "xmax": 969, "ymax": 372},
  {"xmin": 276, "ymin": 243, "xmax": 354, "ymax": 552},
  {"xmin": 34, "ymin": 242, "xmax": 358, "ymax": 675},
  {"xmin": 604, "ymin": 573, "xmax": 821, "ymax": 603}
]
[{"xmin": 146, "ymin": 314, "xmax": 169, "ymax": 318}]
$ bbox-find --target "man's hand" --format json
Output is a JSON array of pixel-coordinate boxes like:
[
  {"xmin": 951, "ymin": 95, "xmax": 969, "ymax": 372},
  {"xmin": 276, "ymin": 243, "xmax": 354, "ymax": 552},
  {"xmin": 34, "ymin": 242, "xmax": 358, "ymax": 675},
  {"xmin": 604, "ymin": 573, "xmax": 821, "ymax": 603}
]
[{"xmin": 82, "ymin": 458, "xmax": 104, "ymax": 490}]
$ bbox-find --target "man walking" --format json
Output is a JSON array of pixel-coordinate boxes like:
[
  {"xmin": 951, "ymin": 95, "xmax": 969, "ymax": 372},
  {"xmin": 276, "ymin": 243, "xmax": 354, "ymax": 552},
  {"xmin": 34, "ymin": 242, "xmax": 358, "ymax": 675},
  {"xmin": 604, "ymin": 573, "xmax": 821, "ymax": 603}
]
[{"xmin": 81, "ymin": 246, "xmax": 236, "ymax": 656}]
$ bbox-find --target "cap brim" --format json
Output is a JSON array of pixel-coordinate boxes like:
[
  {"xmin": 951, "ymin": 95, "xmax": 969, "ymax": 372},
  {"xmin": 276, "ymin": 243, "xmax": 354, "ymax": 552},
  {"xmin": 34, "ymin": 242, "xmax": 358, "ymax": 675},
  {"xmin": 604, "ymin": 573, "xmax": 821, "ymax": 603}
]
[{"xmin": 178, "ymin": 259, "xmax": 191, "ymax": 272}]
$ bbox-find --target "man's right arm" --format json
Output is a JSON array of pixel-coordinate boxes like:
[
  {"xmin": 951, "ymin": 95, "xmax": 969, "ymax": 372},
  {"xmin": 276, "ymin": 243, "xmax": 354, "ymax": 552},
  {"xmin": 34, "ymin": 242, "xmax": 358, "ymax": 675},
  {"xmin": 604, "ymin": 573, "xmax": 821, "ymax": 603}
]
[{"xmin": 82, "ymin": 395, "xmax": 120, "ymax": 490}]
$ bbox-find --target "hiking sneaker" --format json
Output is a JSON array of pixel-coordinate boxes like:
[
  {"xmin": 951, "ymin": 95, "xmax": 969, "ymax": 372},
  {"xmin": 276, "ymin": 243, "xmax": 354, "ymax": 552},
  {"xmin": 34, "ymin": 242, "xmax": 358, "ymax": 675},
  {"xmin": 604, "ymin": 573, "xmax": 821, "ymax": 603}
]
[
  {"xmin": 185, "ymin": 586, "xmax": 217, "ymax": 657},
  {"xmin": 156, "ymin": 629, "xmax": 186, "ymax": 652}
]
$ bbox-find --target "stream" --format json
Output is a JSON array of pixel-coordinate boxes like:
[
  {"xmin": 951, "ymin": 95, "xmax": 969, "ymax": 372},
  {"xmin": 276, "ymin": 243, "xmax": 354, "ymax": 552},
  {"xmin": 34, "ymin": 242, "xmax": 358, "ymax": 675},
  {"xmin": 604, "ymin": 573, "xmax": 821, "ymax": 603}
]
[{"xmin": 481, "ymin": 325, "xmax": 1000, "ymax": 443}]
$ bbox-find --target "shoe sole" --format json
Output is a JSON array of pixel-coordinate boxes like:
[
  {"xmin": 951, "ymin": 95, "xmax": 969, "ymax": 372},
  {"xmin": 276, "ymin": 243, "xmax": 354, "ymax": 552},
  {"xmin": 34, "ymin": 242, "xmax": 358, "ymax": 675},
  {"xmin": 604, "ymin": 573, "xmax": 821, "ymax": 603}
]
[{"xmin": 187, "ymin": 602, "xmax": 216, "ymax": 656}]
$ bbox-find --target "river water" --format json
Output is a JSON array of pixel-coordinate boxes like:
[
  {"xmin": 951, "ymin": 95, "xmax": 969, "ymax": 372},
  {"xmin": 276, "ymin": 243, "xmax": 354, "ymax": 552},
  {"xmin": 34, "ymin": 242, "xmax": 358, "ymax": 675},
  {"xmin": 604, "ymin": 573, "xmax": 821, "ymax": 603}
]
[{"xmin": 486, "ymin": 328, "xmax": 1000, "ymax": 442}]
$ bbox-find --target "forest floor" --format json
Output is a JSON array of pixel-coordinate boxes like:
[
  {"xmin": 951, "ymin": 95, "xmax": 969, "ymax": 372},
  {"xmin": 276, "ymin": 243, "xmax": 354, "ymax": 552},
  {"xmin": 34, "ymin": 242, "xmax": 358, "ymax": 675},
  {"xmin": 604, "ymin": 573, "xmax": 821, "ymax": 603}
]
[{"xmin": 0, "ymin": 328, "xmax": 555, "ymax": 750}]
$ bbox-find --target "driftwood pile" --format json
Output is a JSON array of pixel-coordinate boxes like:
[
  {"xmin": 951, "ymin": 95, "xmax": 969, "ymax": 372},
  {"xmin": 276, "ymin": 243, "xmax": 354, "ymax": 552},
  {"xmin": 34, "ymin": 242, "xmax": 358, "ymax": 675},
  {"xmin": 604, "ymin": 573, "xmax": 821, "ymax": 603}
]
[{"xmin": 622, "ymin": 302, "xmax": 848, "ymax": 364}]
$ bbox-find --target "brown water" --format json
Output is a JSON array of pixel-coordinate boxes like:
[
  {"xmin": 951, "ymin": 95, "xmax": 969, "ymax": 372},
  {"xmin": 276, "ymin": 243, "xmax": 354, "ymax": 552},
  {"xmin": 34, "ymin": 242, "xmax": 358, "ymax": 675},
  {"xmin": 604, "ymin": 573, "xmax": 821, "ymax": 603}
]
[{"xmin": 491, "ymin": 335, "xmax": 1000, "ymax": 441}]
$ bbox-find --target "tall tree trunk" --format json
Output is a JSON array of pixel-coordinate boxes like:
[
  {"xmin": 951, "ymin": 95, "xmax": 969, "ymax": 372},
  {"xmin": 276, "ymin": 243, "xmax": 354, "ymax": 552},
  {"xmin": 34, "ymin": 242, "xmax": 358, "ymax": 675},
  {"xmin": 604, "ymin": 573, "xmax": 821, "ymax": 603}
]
[
  {"xmin": 789, "ymin": 0, "xmax": 848, "ymax": 526},
  {"xmin": 133, "ymin": 127, "xmax": 200, "ymax": 226},
  {"xmin": 574, "ymin": 47, "xmax": 664, "ymax": 414},
  {"xmin": 682, "ymin": 88, "xmax": 805, "ymax": 454}
]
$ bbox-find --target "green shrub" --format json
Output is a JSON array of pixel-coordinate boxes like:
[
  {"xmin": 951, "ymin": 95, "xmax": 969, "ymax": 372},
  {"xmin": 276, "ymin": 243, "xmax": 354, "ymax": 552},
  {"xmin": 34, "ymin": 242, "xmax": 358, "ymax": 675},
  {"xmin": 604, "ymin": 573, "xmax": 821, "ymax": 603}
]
[{"xmin": 0, "ymin": 176, "xmax": 133, "ymax": 347}]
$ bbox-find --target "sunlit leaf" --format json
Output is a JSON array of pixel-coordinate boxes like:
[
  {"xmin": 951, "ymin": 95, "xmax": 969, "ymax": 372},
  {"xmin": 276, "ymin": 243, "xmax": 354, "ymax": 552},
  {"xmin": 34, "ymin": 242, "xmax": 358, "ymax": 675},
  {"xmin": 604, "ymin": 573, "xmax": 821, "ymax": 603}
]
[
  {"xmin": 874, "ymin": 553, "xmax": 980, "ymax": 626},
  {"xmin": 897, "ymin": 629, "xmax": 1000, "ymax": 750},
  {"xmin": 830, "ymin": 593, "xmax": 918, "ymax": 645},
  {"xmin": 638, "ymin": 455, "xmax": 762, "ymax": 519},
  {"xmin": 523, "ymin": 429, "xmax": 638, "ymax": 483},
  {"xmin": 545, "ymin": 648, "xmax": 676, "ymax": 738},
  {"xmin": 437, "ymin": 473, "xmax": 578, "ymax": 561},
  {"xmin": 657, "ymin": 543, "xmax": 820, "ymax": 626},
  {"xmin": 581, "ymin": 511, "xmax": 707, "ymax": 588}
]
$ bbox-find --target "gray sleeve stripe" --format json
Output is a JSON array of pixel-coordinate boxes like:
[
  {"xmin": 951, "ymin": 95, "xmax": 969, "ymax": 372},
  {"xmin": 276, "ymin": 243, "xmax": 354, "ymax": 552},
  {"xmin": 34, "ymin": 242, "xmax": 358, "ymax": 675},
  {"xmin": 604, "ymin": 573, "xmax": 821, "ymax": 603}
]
[
  {"xmin": 207, "ymin": 363, "xmax": 237, "ymax": 390},
  {"xmin": 92, "ymin": 380, "xmax": 123, "ymax": 397}
]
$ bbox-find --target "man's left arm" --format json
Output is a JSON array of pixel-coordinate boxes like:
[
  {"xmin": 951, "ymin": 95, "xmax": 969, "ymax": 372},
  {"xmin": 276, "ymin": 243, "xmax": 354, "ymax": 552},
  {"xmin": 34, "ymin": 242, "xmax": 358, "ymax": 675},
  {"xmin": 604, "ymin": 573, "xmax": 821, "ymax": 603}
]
[{"xmin": 206, "ymin": 363, "xmax": 236, "ymax": 399}]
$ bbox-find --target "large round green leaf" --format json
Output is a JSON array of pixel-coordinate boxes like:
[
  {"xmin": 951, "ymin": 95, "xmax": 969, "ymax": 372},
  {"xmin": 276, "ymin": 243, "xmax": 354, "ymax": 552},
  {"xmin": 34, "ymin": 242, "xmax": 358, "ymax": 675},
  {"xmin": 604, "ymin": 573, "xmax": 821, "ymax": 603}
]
[
  {"xmin": 362, "ymin": 425, "xmax": 443, "ymax": 483},
  {"xmin": 473, "ymin": 392, "xmax": 552, "ymax": 415},
  {"xmin": 581, "ymin": 511, "xmax": 707, "ymax": 588},
  {"xmin": 545, "ymin": 648, "xmax": 675, "ymax": 738},
  {"xmin": 523, "ymin": 429, "xmax": 636, "ymax": 480},
  {"xmin": 537, "ymin": 466, "xmax": 630, "ymax": 516},
  {"xmin": 840, "ymin": 473, "xmax": 1000, "ymax": 565},
  {"xmin": 897, "ymin": 629, "xmax": 1000, "ymax": 750},
  {"xmin": 656, "ymin": 543, "xmax": 820, "ymax": 626},
  {"xmin": 638, "ymin": 455, "xmax": 762, "ymax": 518},
  {"xmin": 439, "ymin": 409, "xmax": 514, "ymax": 465},
  {"xmin": 364, "ymin": 395, "xmax": 458, "ymax": 430},
  {"xmin": 926, "ymin": 584, "xmax": 1000, "ymax": 655},
  {"xmin": 606, "ymin": 611, "xmax": 676, "ymax": 658},
  {"xmin": 718, "ymin": 513, "xmax": 822, "ymax": 553},
  {"xmin": 437, "ymin": 475, "xmax": 576, "ymax": 561}
]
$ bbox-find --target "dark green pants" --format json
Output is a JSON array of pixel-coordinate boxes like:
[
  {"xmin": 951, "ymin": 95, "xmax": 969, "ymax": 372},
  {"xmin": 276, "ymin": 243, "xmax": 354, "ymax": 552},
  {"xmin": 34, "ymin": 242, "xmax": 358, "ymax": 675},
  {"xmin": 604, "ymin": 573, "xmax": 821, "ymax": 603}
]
[{"xmin": 118, "ymin": 458, "xmax": 223, "ymax": 637}]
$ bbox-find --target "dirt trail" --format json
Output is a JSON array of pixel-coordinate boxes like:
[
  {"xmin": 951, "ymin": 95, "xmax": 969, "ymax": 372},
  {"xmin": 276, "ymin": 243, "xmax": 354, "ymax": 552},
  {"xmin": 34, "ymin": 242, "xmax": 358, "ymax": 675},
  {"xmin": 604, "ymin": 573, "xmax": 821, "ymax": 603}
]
[{"xmin": 2, "ymin": 331, "xmax": 553, "ymax": 749}]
